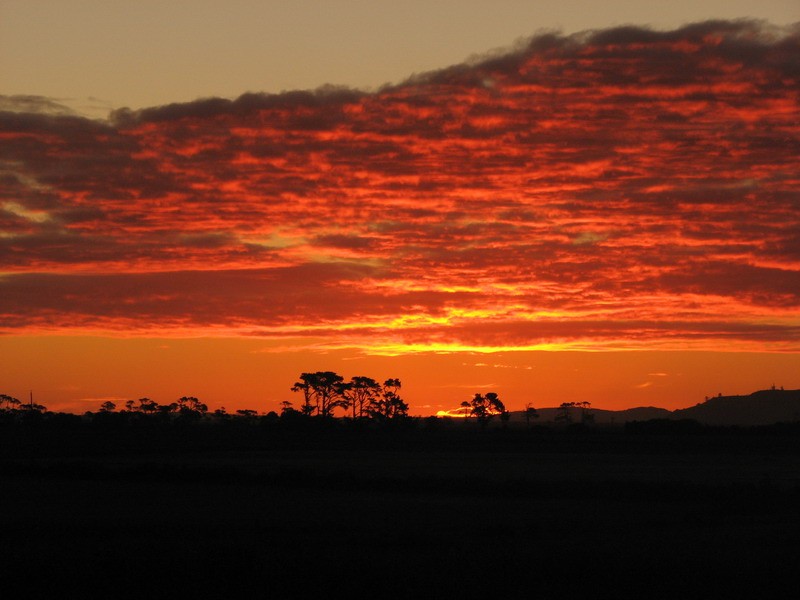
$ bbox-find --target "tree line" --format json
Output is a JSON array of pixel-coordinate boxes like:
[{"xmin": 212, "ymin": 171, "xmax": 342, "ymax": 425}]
[
  {"xmin": 2, "ymin": 372, "xmax": 522, "ymax": 427},
  {"xmin": 0, "ymin": 371, "xmax": 413, "ymax": 423}
]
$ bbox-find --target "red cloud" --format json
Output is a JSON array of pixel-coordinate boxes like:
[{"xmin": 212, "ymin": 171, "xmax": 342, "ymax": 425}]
[{"xmin": 1, "ymin": 21, "xmax": 798, "ymax": 351}]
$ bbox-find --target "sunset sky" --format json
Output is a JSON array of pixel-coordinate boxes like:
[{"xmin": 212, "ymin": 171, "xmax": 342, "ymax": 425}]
[{"xmin": 1, "ymin": 2, "xmax": 799, "ymax": 415}]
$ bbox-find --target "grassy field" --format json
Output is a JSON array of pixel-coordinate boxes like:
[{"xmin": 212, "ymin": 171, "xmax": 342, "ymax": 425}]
[{"xmin": 2, "ymin": 425, "xmax": 800, "ymax": 598}]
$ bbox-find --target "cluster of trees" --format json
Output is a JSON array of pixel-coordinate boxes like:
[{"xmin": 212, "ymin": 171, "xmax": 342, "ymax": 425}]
[
  {"xmin": 0, "ymin": 393, "xmax": 46, "ymax": 413},
  {"xmin": 113, "ymin": 396, "xmax": 210, "ymax": 416},
  {"xmin": 555, "ymin": 401, "xmax": 593, "ymax": 424},
  {"xmin": 289, "ymin": 372, "xmax": 408, "ymax": 420}
]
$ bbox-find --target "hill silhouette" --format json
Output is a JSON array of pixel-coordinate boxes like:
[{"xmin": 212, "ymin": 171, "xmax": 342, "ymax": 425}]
[
  {"xmin": 674, "ymin": 388, "xmax": 800, "ymax": 426},
  {"xmin": 516, "ymin": 389, "xmax": 800, "ymax": 426}
]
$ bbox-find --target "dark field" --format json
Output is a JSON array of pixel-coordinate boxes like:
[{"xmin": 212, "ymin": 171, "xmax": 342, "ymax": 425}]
[{"xmin": 3, "ymin": 423, "xmax": 800, "ymax": 598}]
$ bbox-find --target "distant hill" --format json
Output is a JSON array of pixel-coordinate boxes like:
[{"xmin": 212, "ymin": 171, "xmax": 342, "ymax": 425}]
[
  {"xmin": 512, "ymin": 389, "xmax": 800, "ymax": 427},
  {"xmin": 673, "ymin": 388, "xmax": 800, "ymax": 426}
]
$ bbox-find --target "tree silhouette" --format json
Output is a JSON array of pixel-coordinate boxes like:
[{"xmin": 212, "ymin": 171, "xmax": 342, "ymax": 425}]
[
  {"xmin": 176, "ymin": 396, "xmax": 208, "ymax": 414},
  {"xmin": 525, "ymin": 403, "xmax": 539, "ymax": 428},
  {"xmin": 577, "ymin": 401, "xmax": 594, "ymax": 425},
  {"xmin": 460, "ymin": 400, "xmax": 472, "ymax": 421},
  {"xmin": 290, "ymin": 377, "xmax": 315, "ymax": 416},
  {"xmin": 17, "ymin": 402, "xmax": 46, "ymax": 413},
  {"xmin": 158, "ymin": 402, "xmax": 179, "ymax": 415},
  {"xmin": 368, "ymin": 378, "xmax": 409, "ymax": 420},
  {"xmin": 469, "ymin": 392, "xmax": 506, "ymax": 428},
  {"xmin": 0, "ymin": 394, "xmax": 21, "ymax": 411},
  {"xmin": 137, "ymin": 397, "xmax": 159, "ymax": 414},
  {"xmin": 99, "ymin": 400, "xmax": 116, "ymax": 412},
  {"xmin": 291, "ymin": 372, "xmax": 346, "ymax": 418},
  {"xmin": 556, "ymin": 402, "xmax": 574, "ymax": 423},
  {"xmin": 339, "ymin": 376, "xmax": 381, "ymax": 419}
]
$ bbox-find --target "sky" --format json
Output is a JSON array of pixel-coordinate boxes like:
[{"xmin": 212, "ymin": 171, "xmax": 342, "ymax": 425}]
[{"xmin": 1, "ymin": 2, "xmax": 799, "ymax": 415}]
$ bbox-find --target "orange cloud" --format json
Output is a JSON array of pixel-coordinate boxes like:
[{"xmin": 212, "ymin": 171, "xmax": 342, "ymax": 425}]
[{"xmin": 1, "ymin": 21, "xmax": 798, "ymax": 355}]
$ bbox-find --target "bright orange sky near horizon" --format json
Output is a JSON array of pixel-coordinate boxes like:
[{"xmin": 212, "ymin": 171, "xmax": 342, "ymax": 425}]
[{"xmin": 2, "ymin": 21, "xmax": 799, "ymax": 415}]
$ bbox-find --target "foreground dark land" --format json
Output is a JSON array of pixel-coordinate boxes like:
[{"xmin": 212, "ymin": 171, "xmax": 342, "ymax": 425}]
[{"xmin": 3, "ymin": 418, "xmax": 800, "ymax": 598}]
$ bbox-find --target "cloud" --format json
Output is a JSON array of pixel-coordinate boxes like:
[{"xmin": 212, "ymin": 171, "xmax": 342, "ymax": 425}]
[
  {"xmin": 1, "ymin": 20, "xmax": 798, "ymax": 352},
  {"xmin": 0, "ymin": 95, "xmax": 81, "ymax": 117}
]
